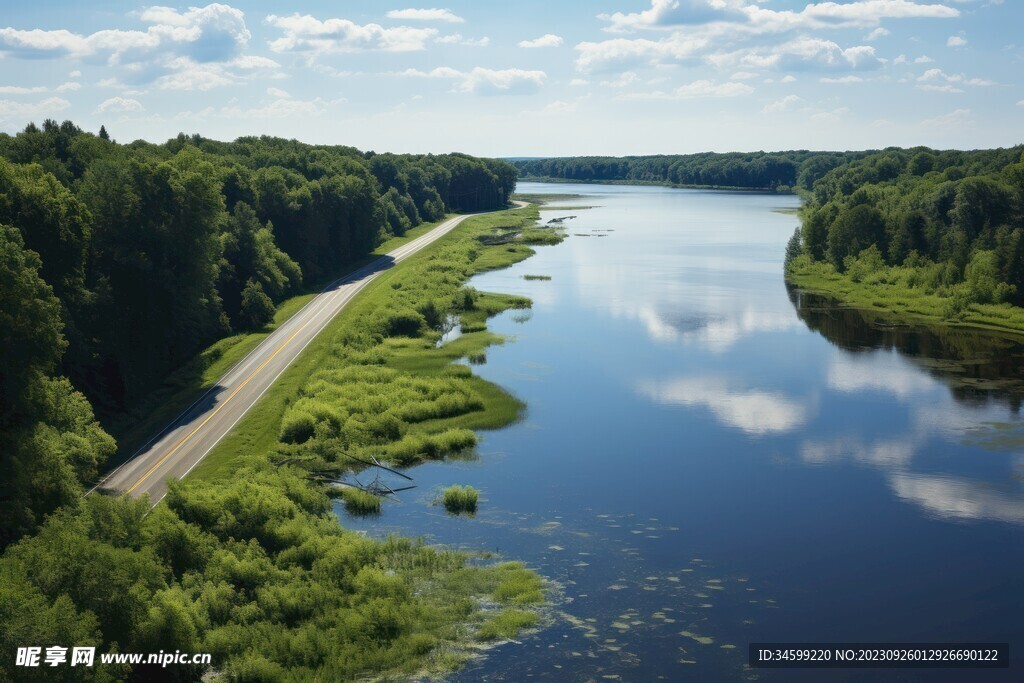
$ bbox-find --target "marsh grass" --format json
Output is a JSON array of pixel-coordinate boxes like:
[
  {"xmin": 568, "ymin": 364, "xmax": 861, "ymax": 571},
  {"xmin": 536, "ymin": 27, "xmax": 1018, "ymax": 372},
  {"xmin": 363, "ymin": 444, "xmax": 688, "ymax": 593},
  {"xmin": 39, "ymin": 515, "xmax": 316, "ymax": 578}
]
[
  {"xmin": 523, "ymin": 274, "xmax": 552, "ymax": 281},
  {"xmin": 338, "ymin": 486, "xmax": 382, "ymax": 515},
  {"xmin": 442, "ymin": 485, "xmax": 479, "ymax": 514}
]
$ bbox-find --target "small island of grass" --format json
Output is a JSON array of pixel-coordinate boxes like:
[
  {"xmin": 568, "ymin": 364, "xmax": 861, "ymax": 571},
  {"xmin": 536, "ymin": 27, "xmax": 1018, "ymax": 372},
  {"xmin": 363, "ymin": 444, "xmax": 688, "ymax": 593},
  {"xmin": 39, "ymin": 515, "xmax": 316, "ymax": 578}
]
[{"xmin": 442, "ymin": 485, "xmax": 480, "ymax": 514}]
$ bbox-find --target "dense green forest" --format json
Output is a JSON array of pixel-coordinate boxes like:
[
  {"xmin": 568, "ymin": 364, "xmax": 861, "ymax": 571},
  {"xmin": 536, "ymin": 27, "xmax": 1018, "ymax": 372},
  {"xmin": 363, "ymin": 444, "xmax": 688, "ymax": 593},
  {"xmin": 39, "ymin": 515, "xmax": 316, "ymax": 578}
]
[
  {"xmin": 512, "ymin": 151, "xmax": 869, "ymax": 192},
  {"xmin": 786, "ymin": 145, "xmax": 1024, "ymax": 322},
  {"xmin": 0, "ymin": 120, "xmax": 515, "ymax": 546}
]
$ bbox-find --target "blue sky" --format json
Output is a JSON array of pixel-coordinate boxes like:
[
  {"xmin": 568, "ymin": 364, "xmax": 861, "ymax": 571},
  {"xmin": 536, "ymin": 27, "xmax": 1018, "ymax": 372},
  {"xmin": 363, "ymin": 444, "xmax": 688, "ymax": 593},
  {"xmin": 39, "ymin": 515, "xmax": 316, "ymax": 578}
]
[{"xmin": 0, "ymin": 1, "xmax": 1020, "ymax": 155}]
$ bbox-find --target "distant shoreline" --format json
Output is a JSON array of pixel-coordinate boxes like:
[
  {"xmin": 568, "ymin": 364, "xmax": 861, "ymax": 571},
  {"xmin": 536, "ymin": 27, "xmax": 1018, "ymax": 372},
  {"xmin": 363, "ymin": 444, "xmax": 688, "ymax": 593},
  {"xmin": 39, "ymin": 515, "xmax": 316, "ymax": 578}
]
[{"xmin": 517, "ymin": 176, "xmax": 794, "ymax": 194}]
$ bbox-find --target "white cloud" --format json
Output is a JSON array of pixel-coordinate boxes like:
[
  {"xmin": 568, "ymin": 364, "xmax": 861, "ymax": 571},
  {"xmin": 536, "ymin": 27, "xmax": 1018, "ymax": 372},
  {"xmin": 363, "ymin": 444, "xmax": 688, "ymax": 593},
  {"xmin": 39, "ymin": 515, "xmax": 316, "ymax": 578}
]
[
  {"xmin": 575, "ymin": 34, "xmax": 708, "ymax": 72},
  {"xmin": 820, "ymin": 75, "xmax": 864, "ymax": 83},
  {"xmin": 230, "ymin": 55, "xmax": 281, "ymax": 69},
  {"xmin": 0, "ymin": 85, "xmax": 48, "ymax": 94},
  {"xmin": 810, "ymin": 106, "xmax": 849, "ymax": 123},
  {"xmin": 569, "ymin": 78, "xmax": 590, "ymax": 86},
  {"xmin": 154, "ymin": 60, "xmax": 233, "ymax": 90},
  {"xmin": 0, "ymin": 4, "xmax": 249, "ymax": 64},
  {"xmin": 266, "ymin": 14, "xmax": 438, "ymax": 54},
  {"xmin": 761, "ymin": 93, "xmax": 801, "ymax": 113},
  {"xmin": 385, "ymin": 8, "xmax": 464, "ymax": 23},
  {"xmin": 618, "ymin": 79, "xmax": 754, "ymax": 100},
  {"xmin": 600, "ymin": 71, "xmax": 640, "ymax": 88},
  {"xmin": 437, "ymin": 34, "xmax": 489, "ymax": 47},
  {"xmin": 780, "ymin": 74, "xmax": 797, "ymax": 82},
  {"xmin": 518, "ymin": 34, "xmax": 564, "ymax": 48},
  {"xmin": 947, "ymin": 34, "xmax": 967, "ymax": 47},
  {"xmin": 921, "ymin": 107, "xmax": 972, "ymax": 127},
  {"xmin": 399, "ymin": 66, "xmax": 547, "ymax": 95},
  {"xmin": 865, "ymin": 27, "xmax": 890, "ymax": 41},
  {"xmin": 96, "ymin": 96, "xmax": 144, "ymax": 113},
  {"xmin": 0, "ymin": 96, "xmax": 71, "ymax": 124},
  {"xmin": 918, "ymin": 84, "xmax": 963, "ymax": 93},
  {"xmin": 730, "ymin": 70, "xmax": 757, "ymax": 80},
  {"xmin": 915, "ymin": 68, "xmax": 994, "ymax": 93},
  {"xmin": 707, "ymin": 37, "xmax": 882, "ymax": 72},
  {"xmin": 266, "ymin": 87, "xmax": 290, "ymax": 98},
  {"xmin": 55, "ymin": 81, "xmax": 81, "ymax": 92},
  {"xmin": 179, "ymin": 97, "xmax": 329, "ymax": 121},
  {"xmin": 638, "ymin": 376, "xmax": 807, "ymax": 435},
  {"xmin": 601, "ymin": 0, "xmax": 959, "ymax": 33}
]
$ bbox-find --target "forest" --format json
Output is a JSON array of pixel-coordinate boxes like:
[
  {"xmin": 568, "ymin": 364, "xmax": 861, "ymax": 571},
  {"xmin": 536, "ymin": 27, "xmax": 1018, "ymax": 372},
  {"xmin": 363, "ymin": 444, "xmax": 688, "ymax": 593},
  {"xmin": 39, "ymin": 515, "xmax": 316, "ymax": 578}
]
[
  {"xmin": 0, "ymin": 120, "xmax": 515, "ymax": 547},
  {"xmin": 786, "ymin": 145, "xmax": 1024, "ymax": 321},
  {"xmin": 512, "ymin": 150, "xmax": 869, "ymax": 192}
]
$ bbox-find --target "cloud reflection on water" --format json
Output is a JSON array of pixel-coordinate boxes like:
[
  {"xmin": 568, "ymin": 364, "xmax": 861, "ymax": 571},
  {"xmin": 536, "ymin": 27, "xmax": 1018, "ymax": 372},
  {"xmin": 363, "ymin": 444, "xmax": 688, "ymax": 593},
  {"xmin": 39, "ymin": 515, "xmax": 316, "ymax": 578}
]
[{"xmin": 638, "ymin": 376, "xmax": 808, "ymax": 435}]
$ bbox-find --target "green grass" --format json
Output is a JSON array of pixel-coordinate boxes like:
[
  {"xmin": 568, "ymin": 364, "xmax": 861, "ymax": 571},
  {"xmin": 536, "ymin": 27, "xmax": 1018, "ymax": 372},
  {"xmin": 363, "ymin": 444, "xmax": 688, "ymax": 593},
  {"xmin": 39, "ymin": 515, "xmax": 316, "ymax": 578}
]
[
  {"xmin": 338, "ymin": 486, "xmax": 382, "ymax": 515},
  {"xmin": 441, "ymin": 485, "xmax": 479, "ymax": 514},
  {"xmin": 787, "ymin": 255, "xmax": 1024, "ymax": 340},
  {"xmin": 476, "ymin": 610, "xmax": 540, "ymax": 641}
]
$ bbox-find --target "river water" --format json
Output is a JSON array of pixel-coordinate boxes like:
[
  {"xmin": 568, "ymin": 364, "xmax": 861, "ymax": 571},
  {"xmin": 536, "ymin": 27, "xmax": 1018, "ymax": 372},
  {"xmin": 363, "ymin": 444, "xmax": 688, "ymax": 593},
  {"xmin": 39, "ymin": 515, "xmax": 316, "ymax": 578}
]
[{"xmin": 341, "ymin": 182, "xmax": 1024, "ymax": 681}]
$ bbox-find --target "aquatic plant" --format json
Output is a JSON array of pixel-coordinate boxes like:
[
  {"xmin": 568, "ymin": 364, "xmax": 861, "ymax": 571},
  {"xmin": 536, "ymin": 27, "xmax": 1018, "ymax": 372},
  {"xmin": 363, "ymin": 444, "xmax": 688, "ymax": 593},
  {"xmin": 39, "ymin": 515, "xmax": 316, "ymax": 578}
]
[
  {"xmin": 339, "ymin": 486, "xmax": 382, "ymax": 515},
  {"xmin": 442, "ymin": 485, "xmax": 479, "ymax": 514}
]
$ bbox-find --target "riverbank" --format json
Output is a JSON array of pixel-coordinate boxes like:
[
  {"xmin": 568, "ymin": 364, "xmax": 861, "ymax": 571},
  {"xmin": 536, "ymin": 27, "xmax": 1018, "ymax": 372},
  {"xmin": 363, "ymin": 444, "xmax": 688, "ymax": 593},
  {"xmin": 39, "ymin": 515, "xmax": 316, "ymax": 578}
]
[{"xmin": 786, "ymin": 254, "xmax": 1024, "ymax": 340}]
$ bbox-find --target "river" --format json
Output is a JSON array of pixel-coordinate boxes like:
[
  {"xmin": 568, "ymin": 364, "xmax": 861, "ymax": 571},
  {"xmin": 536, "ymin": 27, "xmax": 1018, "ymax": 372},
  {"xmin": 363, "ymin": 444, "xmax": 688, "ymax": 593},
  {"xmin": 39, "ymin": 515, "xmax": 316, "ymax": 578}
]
[{"xmin": 341, "ymin": 182, "xmax": 1024, "ymax": 681}]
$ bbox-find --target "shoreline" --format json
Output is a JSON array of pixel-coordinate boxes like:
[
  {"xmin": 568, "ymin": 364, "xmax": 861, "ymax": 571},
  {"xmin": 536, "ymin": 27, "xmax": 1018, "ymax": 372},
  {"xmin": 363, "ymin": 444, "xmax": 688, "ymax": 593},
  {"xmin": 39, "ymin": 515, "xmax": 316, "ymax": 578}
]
[
  {"xmin": 785, "ymin": 262, "xmax": 1024, "ymax": 343},
  {"xmin": 518, "ymin": 176, "xmax": 795, "ymax": 194}
]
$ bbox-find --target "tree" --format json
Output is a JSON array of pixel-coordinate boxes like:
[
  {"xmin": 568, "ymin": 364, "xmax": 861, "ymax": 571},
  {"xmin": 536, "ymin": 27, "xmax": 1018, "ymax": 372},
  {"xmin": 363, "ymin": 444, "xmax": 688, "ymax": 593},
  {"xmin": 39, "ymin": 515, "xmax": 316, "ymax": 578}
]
[
  {"xmin": 827, "ymin": 204, "xmax": 887, "ymax": 271},
  {"xmin": 238, "ymin": 280, "xmax": 275, "ymax": 330},
  {"xmin": 0, "ymin": 225, "xmax": 115, "ymax": 545},
  {"xmin": 98, "ymin": 125, "xmax": 109, "ymax": 141},
  {"xmin": 784, "ymin": 228, "xmax": 802, "ymax": 269}
]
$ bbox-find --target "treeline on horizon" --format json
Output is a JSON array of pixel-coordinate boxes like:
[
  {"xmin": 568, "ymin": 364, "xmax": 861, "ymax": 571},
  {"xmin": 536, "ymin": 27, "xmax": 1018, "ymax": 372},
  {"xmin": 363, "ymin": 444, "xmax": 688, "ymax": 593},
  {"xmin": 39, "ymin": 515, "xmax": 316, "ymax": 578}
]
[
  {"xmin": 789, "ymin": 144, "xmax": 1024, "ymax": 314},
  {"xmin": 512, "ymin": 150, "xmax": 872, "ymax": 192},
  {"xmin": 0, "ymin": 118, "xmax": 515, "ymax": 545}
]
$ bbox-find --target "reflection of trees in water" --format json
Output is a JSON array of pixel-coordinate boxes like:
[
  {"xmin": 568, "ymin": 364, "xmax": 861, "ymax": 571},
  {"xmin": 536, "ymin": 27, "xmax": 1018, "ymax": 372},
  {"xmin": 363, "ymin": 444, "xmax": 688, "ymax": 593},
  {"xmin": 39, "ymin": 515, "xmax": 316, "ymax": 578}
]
[{"xmin": 787, "ymin": 285, "xmax": 1024, "ymax": 414}]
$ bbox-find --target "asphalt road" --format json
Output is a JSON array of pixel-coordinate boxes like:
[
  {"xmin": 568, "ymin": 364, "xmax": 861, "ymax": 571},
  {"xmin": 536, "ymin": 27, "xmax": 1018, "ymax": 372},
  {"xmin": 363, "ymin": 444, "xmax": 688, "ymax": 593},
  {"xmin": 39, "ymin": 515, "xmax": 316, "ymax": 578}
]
[{"xmin": 98, "ymin": 205, "xmax": 522, "ymax": 503}]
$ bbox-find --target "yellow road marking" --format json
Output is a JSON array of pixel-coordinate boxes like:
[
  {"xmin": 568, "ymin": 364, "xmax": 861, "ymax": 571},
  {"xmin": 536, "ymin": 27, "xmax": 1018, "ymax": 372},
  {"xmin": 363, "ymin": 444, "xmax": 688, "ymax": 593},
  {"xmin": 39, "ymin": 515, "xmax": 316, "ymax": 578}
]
[{"xmin": 125, "ymin": 300, "xmax": 328, "ymax": 495}]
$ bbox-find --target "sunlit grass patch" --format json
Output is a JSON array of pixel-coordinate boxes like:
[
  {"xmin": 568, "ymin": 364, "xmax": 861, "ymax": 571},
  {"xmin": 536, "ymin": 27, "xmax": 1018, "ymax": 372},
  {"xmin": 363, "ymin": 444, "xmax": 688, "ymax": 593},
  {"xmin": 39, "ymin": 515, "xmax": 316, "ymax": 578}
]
[
  {"xmin": 338, "ymin": 486, "xmax": 382, "ymax": 515},
  {"xmin": 476, "ymin": 610, "xmax": 539, "ymax": 641},
  {"xmin": 442, "ymin": 485, "xmax": 479, "ymax": 514}
]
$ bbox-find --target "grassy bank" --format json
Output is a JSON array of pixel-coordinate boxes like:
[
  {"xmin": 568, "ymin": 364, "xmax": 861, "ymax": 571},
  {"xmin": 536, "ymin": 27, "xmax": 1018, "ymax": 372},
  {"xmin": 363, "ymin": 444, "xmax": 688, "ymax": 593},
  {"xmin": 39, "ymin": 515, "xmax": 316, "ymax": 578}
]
[{"xmin": 787, "ymin": 254, "xmax": 1024, "ymax": 339}]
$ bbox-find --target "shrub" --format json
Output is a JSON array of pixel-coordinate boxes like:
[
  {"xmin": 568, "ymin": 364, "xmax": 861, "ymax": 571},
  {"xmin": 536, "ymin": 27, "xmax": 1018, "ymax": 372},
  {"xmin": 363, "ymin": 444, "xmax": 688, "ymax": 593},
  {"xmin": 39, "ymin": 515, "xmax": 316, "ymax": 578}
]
[
  {"xmin": 280, "ymin": 411, "xmax": 316, "ymax": 444},
  {"xmin": 384, "ymin": 310, "xmax": 426, "ymax": 337}
]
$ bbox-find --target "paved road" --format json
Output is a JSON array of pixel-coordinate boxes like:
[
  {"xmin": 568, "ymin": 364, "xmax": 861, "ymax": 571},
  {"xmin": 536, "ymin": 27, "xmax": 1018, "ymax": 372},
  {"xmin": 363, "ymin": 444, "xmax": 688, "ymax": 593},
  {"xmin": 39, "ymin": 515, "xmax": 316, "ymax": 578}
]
[{"xmin": 98, "ymin": 204, "xmax": 524, "ymax": 503}]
